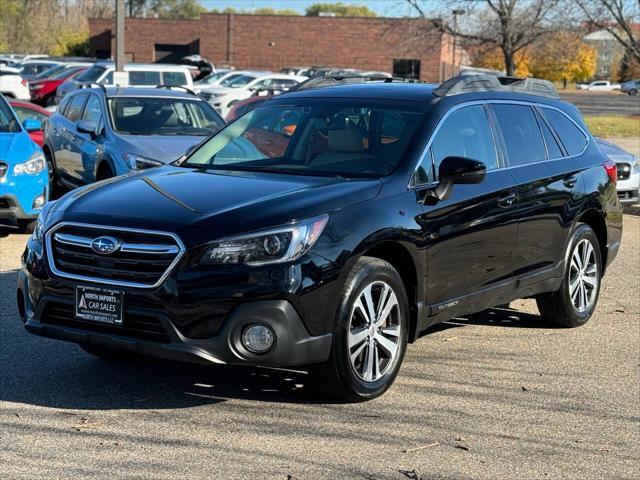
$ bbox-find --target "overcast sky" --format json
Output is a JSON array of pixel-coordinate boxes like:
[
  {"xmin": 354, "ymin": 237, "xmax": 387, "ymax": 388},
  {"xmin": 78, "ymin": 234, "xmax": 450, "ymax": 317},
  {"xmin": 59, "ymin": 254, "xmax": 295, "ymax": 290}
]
[{"xmin": 197, "ymin": 0, "xmax": 426, "ymax": 17}]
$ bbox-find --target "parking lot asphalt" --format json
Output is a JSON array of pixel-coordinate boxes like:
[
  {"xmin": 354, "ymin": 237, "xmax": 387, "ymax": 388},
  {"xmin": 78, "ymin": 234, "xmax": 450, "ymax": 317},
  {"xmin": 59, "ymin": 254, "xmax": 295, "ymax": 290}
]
[
  {"xmin": 559, "ymin": 92, "xmax": 640, "ymax": 116},
  {"xmin": 0, "ymin": 215, "xmax": 638, "ymax": 480}
]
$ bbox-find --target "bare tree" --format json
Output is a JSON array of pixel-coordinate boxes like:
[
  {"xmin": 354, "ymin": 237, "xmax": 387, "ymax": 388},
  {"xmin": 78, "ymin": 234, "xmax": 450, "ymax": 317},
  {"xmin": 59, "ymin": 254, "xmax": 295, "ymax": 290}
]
[
  {"xmin": 575, "ymin": 0, "xmax": 639, "ymax": 62},
  {"xmin": 405, "ymin": 0, "xmax": 562, "ymax": 75}
]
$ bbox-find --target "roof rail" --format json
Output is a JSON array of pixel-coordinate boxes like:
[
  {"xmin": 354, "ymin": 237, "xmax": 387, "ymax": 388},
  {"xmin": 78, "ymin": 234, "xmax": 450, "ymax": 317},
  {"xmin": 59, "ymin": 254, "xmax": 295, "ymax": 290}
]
[
  {"xmin": 155, "ymin": 84, "xmax": 197, "ymax": 96},
  {"xmin": 433, "ymin": 74, "xmax": 559, "ymax": 99},
  {"xmin": 289, "ymin": 74, "xmax": 422, "ymax": 92},
  {"xmin": 78, "ymin": 82, "xmax": 107, "ymax": 93}
]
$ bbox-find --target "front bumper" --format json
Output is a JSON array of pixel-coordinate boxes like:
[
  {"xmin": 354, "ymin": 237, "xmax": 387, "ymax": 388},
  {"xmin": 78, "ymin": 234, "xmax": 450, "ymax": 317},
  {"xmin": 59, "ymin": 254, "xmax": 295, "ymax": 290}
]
[
  {"xmin": 17, "ymin": 268, "xmax": 332, "ymax": 367},
  {"xmin": 0, "ymin": 169, "xmax": 48, "ymax": 226},
  {"xmin": 617, "ymin": 167, "xmax": 640, "ymax": 205}
]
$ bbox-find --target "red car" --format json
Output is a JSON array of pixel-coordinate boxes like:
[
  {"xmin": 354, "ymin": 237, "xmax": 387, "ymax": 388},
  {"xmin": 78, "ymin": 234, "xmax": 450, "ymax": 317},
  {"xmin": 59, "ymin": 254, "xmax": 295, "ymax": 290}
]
[
  {"xmin": 28, "ymin": 66, "xmax": 87, "ymax": 106},
  {"xmin": 9, "ymin": 100, "xmax": 50, "ymax": 147}
]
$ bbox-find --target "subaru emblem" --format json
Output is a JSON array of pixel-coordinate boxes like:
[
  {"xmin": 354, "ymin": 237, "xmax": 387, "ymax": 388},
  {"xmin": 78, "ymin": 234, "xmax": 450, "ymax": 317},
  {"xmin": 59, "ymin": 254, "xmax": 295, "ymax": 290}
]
[{"xmin": 91, "ymin": 236, "xmax": 121, "ymax": 255}]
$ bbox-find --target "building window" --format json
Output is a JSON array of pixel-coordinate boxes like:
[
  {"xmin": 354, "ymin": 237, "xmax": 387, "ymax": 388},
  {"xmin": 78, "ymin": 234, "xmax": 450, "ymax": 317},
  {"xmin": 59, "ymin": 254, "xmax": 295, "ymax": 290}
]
[{"xmin": 393, "ymin": 59, "xmax": 421, "ymax": 79}]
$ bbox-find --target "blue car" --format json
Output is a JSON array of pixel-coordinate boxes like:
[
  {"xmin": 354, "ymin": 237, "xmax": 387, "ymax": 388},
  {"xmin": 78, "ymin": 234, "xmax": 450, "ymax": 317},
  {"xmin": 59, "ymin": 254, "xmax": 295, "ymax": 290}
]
[
  {"xmin": 44, "ymin": 86, "xmax": 224, "ymax": 188},
  {"xmin": 0, "ymin": 94, "xmax": 48, "ymax": 230}
]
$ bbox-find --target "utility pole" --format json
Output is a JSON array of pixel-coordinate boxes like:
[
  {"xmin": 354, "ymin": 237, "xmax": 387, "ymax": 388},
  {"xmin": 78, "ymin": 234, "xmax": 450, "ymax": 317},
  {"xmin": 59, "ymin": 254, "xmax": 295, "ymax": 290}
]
[
  {"xmin": 115, "ymin": 0, "xmax": 125, "ymax": 72},
  {"xmin": 452, "ymin": 9, "xmax": 465, "ymax": 77}
]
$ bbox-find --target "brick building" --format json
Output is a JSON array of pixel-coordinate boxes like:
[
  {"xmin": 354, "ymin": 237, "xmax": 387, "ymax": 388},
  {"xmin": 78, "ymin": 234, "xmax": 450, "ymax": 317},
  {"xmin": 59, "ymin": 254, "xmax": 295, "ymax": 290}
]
[{"xmin": 88, "ymin": 13, "xmax": 458, "ymax": 82}]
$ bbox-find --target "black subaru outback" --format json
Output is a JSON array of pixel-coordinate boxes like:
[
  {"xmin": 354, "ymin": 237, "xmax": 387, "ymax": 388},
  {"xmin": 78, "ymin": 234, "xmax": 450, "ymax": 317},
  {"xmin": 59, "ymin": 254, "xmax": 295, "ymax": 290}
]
[{"xmin": 18, "ymin": 75, "xmax": 623, "ymax": 401}]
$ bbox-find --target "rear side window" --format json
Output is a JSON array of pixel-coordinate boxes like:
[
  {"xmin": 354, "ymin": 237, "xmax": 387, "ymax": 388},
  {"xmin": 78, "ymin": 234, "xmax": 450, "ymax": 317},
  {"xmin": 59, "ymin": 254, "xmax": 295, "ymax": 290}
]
[
  {"xmin": 162, "ymin": 71, "xmax": 186, "ymax": 86},
  {"xmin": 65, "ymin": 94, "xmax": 87, "ymax": 122},
  {"xmin": 492, "ymin": 104, "xmax": 546, "ymax": 165},
  {"xmin": 535, "ymin": 110, "xmax": 563, "ymax": 159},
  {"xmin": 82, "ymin": 95, "xmax": 103, "ymax": 125},
  {"xmin": 542, "ymin": 108, "xmax": 588, "ymax": 156},
  {"xmin": 129, "ymin": 70, "xmax": 161, "ymax": 86}
]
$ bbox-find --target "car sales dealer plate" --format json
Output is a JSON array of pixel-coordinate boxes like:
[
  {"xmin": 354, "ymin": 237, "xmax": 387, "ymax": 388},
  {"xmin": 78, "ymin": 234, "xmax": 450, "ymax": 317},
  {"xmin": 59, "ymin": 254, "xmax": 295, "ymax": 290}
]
[{"xmin": 75, "ymin": 286, "xmax": 123, "ymax": 325}]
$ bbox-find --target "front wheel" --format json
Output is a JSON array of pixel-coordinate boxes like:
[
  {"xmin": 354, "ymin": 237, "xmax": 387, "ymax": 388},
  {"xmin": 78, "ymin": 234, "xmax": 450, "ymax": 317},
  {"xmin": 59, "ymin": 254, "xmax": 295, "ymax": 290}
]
[
  {"xmin": 628, "ymin": 89, "xmax": 638, "ymax": 96},
  {"xmin": 308, "ymin": 257, "xmax": 409, "ymax": 402},
  {"xmin": 536, "ymin": 223, "xmax": 602, "ymax": 327}
]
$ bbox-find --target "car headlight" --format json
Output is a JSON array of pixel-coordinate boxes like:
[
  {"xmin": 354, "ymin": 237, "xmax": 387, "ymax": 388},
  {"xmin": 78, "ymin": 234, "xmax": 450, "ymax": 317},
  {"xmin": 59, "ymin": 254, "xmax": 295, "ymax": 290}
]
[
  {"xmin": 123, "ymin": 153, "xmax": 163, "ymax": 170},
  {"xmin": 14, "ymin": 152, "xmax": 46, "ymax": 175},
  {"xmin": 199, "ymin": 215, "xmax": 328, "ymax": 266}
]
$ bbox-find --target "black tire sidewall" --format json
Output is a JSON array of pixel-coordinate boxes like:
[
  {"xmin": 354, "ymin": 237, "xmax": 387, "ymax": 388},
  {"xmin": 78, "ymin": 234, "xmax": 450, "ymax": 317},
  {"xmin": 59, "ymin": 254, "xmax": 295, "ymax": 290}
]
[
  {"xmin": 332, "ymin": 258, "xmax": 409, "ymax": 399},
  {"xmin": 560, "ymin": 224, "xmax": 602, "ymax": 325}
]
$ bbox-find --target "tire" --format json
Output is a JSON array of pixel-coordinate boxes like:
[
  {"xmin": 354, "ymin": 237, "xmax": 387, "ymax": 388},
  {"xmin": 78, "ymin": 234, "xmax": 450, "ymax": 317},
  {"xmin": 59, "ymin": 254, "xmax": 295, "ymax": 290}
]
[
  {"xmin": 536, "ymin": 223, "xmax": 602, "ymax": 328},
  {"xmin": 18, "ymin": 220, "xmax": 36, "ymax": 234},
  {"xmin": 44, "ymin": 149, "xmax": 60, "ymax": 198},
  {"xmin": 308, "ymin": 256, "xmax": 409, "ymax": 402},
  {"xmin": 629, "ymin": 89, "xmax": 638, "ymax": 96},
  {"xmin": 78, "ymin": 343, "xmax": 140, "ymax": 361}
]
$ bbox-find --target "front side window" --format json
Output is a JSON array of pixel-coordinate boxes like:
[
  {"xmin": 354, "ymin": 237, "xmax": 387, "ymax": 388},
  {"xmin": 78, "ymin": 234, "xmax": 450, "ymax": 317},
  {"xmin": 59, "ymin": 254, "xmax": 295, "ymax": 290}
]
[
  {"xmin": 12, "ymin": 106, "xmax": 49, "ymax": 125},
  {"xmin": 182, "ymin": 102, "xmax": 425, "ymax": 178},
  {"xmin": 65, "ymin": 94, "xmax": 87, "ymax": 122},
  {"xmin": 415, "ymin": 105, "xmax": 497, "ymax": 184},
  {"xmin": 82, "ymin": 95, "xmax": 103, "ymax": 125},
  {"xmin": 108, "ymin": 97, "xmax": 223, "ymax": 135},
  {"xmin": 163, "ymin": 71, "xmax": 186, "ymax": 86},
  {"xmin": 542, "ymin": 108, "xmax": 588, "ymax": 156},
  {"xmin": 492, "ymin": 104, "xmax": 546, "ymax": 166},
  {"xmin": 129, "ymin": 70, "xmax": 161, "ymax": 86}
]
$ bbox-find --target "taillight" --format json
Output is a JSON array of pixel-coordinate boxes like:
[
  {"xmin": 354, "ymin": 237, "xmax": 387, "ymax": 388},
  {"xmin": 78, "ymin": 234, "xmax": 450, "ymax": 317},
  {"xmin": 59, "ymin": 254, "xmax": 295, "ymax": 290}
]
[
  {"xmin": 21, "ymin": 79, "xmax": 27, "ymax": 87},
  {"xmin": 603, "ymin": 159, "xmax": 617, "ymax": 185}
]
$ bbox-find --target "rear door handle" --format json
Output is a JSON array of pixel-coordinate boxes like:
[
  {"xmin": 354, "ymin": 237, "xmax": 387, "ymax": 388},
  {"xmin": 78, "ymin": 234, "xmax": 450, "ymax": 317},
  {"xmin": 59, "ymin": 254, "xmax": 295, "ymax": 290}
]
[{"xmin": 497, "ymin": 192, "xmax": 516, "ymax": 208}]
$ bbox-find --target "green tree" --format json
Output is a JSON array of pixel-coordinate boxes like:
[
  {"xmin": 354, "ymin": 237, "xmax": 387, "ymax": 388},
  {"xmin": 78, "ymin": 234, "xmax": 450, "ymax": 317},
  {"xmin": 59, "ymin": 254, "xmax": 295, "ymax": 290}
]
[{"xmin": 305, "ymin": 2, "xmax": 377, "ymax": 17}]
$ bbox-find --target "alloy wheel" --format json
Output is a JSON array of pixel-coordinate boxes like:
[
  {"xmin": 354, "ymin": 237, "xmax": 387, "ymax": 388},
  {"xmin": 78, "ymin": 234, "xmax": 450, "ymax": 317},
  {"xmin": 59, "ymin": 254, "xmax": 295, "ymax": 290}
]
[
  {"xmin": 348, "ymin": 281, "xmax": 402, "ymax": 383},
  {"xmin": 569, "ymin": 238, "xmax": 599, "ymax": 313}
]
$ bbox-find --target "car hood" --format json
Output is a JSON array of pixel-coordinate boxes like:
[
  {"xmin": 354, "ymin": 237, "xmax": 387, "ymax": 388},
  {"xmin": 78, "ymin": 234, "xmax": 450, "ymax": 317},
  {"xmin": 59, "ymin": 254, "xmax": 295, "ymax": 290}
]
[
  {"xmin": 119, "ymin": 135, "xmax": 207, "ymax": 164},
  {"xmin": 595, "ymin": 137, "xmax": 635, "ymax": 162},
  {"xmin": 0, "ymin": 131, "xmax": 39, "ymax": 164},
  {"xmin": 50, "ymin": 166, "xmax": 382, "ymax": 245}
]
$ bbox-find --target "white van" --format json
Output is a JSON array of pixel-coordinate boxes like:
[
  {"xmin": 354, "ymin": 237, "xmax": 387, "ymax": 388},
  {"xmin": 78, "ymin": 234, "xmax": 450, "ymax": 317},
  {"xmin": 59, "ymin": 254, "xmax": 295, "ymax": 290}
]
[{"xmin": 55, "ymin": 62, "xmax": 193, "ymax": 103}]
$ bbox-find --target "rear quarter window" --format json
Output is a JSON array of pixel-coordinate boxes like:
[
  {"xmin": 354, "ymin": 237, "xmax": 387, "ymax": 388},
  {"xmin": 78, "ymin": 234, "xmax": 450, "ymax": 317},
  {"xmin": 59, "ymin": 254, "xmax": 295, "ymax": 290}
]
[{"xmin": 541, "ymin": 108, "xmax": 588, "ymax": 156}]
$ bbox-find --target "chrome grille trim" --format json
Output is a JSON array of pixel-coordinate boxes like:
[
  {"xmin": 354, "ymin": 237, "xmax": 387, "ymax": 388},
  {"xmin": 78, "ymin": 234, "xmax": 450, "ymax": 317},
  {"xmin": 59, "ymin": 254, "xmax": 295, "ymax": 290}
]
[
  {"xmin": 45, "ymin": 222, "xmax": 186, "ymax": 289},
  {"xmin": 54, "ymin": 232, "xmax": 180, "ymax": 254}
]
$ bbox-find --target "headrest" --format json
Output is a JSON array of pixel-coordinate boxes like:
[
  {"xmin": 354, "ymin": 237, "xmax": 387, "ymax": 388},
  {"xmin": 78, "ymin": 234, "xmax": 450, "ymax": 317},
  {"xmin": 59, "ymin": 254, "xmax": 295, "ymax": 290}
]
[{"xmin": 327, "ymin": 122, "xmax": 363, "ymax": 153}]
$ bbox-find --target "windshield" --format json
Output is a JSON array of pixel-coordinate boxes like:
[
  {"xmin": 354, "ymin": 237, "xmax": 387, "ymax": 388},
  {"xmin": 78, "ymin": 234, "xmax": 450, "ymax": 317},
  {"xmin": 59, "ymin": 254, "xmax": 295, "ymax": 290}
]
[
  {"xmin": 76, "ymin": 65, "xmax": 107, "ymax": 82},
  {"xmin": 108, "ymin": 97, "xmax": 224, "ymax": 136},
  {"xmin": 197, "ymin": 70, "xmax": 230, "ymax": 85},
  {"xmin": 182, "ymin": 101, "xmax": 426, "ymax": 178},
  {"xmin": 0, "ymin": 99, "xmax": 20, "ymax": 133},
  {"xmin": 227, "ymin": 75, "xmax": 257, "ymax": 88},
  {"xmin": 49, "ymin": 66, "xmax": 85, "ymax": 81}
]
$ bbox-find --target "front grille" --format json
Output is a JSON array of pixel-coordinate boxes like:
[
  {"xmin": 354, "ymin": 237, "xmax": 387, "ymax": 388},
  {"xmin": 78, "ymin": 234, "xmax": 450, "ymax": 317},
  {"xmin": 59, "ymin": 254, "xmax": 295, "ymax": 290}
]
[
  {"xmin": 42, "ymin": 301, "xmax": 171, "ymax": 343},
  {"xmin": 47, "ymin": 223, "xmax": 184, "ymax": 288},
  {"xmin": 0, "ymin": 162, "xmax": 7, "ymax": 179},
  {"xmin": 617, "ymin": 162, "xmax": 631, "ymax": 181}
]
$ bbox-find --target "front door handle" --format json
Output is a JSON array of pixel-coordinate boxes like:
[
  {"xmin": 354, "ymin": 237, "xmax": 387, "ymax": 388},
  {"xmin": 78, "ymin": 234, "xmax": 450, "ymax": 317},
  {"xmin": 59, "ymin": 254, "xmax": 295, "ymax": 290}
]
[{"xmin": 497, "ymin": 192, "xmax": 516, "ymax": 208}]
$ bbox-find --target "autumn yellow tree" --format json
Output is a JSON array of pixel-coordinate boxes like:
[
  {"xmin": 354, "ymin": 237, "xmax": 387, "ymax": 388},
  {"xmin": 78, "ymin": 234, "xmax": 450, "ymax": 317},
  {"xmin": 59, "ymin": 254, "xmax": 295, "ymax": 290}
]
[
  {"xmin": 473, "ymin": 47, "xmax": 531, "ymax": 77},
  {"xmin": 526, "ymin": 31, "xmax": 596, "ymax": 83}
]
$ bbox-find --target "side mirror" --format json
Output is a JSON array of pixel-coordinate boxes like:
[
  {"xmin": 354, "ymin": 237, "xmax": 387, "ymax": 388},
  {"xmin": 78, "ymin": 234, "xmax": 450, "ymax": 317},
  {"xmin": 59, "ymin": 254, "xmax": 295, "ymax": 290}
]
[
  {"xmin": 425, "ymin": 156, "xmax": 486, "ymax": 203},
  {"xmin": 76, "ymin": 119, "xmax": 99, "ymax": 138},
  {"xmin": 23, "ymin": 118, "xmax": 42, "ymax": 132}
]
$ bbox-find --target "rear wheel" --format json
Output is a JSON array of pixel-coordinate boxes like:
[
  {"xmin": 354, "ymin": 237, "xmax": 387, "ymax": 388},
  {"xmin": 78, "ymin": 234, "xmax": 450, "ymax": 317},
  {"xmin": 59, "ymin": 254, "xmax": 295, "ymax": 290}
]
[
  {"xmin": 629, "ymin": 89, "xmax": 638, "ymax": 95},
  {"xmin": 536, "ymin": 224, "xmax": 602, "ymax": 327},
  {"xmin": 308, "ymin": 256, "xmax": 409, "ymax": 402}
]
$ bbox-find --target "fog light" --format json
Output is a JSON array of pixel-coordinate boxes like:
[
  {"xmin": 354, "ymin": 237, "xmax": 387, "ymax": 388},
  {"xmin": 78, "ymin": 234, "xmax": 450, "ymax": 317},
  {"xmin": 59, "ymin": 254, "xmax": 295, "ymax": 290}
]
[
  {"xmin": 241, "ymin": 324, "xmax": 275, "ymax": 354},
  {"xmin": 32, "ymin": 194, "xmax": 45, "ymax": 209}
]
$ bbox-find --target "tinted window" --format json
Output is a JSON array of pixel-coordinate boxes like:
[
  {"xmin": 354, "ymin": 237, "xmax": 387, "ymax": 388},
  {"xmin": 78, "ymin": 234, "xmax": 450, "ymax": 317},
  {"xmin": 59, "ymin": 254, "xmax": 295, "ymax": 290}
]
[
  {"xmin": 65, "ymin": 94, "xmax": 87, "ymax": 122},
  {"xmin": 535, "ymin": 110, "xmax": 563, "ymax": 159},
  {"xmin": 77, "ymin": 65, "xmax": 107, "ymax": 82},
  {"xmin": 0, "ymin": 99, "xmax": 20, "ymax": 133},
  {"xmin": 129, "ymin": 70, "xmax": 161, "ymax": 86},
  {"xmin": 162, "ymin": 71, "xmax": 186, "ymax": 86},
  {"xmin": 82, "ymin": 95, "xmax": 102, "ymax": 124},
  {"xmin": 542, "ymin": 108, "xmax": 588, "ymax": 156},
  {"xmin": 492, "ymin": 104, "xmax": 546, "ymax": 165},
  {"xmin": 417, "ymin": 105, "xmax": 497, "ymax": 183}
]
